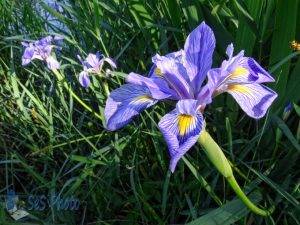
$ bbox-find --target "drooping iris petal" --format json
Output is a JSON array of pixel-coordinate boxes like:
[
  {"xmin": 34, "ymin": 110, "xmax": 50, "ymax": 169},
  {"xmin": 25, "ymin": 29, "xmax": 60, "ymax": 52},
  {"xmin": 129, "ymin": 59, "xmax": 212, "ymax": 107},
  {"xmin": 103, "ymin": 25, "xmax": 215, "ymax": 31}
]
[
  {"xmin": 53, "ymin": 35, "xmax": 63, "ymax": 41},
  {"xmin": 126, "ymin": 72, "xmax": 178, "ymax": 100},
  {"xmin": 159, "ymin": 99, "xmax": 203, "ymax": 172},
  {"xmin": 77, "ymin": 55, "xmax": 89, "ymax": 68},
  {"xmin": 79, "ymin": 71, "xmax": 91, "ymax": 88},
  {"xmin": 105, "ymin": 84, "xmax": 157, "ymax": 131},
  {"xmin": 21, "ymin": 42, "xmax": 29, "ymax": 47},
  {"xmin": 183, "ymin": 21, "xmax": 216, "ymax": 94},
  {"xmin": 22, "ymin": 47, "xmax": 35, "ymax": 65},
  {"xmin": 155, "ymin": 56, "xmax": 192, "ymax": 99},
  {"xmin": 46, "ymin": 56, "xmax": 59, "ymax": 70},
  {"xmin": 103, "ymin": 57, "xmax": 117, "ymax": 69},
  {"xmin": 239, "ymin": 57, "xmax": 275, "ymax": 83},
  {"xmin": 226, "ymin": 83, "xmax": 277, "ymax": 118}
]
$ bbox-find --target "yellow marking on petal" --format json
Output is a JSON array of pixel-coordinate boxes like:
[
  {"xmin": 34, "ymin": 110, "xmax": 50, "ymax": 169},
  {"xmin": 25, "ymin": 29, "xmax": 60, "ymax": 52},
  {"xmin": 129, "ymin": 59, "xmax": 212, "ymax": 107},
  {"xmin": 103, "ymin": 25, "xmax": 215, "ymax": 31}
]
[
  {"xmin": 227, "ymin": 84, "xmax": 251, "ymax": 93},
  {"xmin": 177, "ymin": 114, "xmax": 194, "ymax": 136},
  {"xmin": 154, "ymin": 68, "xmax": 164, "ymax": 77},
  {"xmin": 134, "ymin": 95, "xmax": 152, "ymax": 102},
  {"xmin": 227, "ymin": 67, "xmax": 249, "ymax": 80}
]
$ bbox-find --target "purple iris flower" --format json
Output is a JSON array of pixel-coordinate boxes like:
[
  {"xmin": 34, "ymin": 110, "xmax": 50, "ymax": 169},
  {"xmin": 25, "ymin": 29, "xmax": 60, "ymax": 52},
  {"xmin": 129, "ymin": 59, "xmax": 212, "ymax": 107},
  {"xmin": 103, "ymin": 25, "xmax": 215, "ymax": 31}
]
[
  {"xmin": 21, "ymin": 35, "xmax": 62, "ymax": 70},
  {"xmin": 77, "ymin": 52, "xmax": 117, "ymax": 88},
  {"xmin": 104, "ymin": 22, "xmax": 277, "ymax": 172}
]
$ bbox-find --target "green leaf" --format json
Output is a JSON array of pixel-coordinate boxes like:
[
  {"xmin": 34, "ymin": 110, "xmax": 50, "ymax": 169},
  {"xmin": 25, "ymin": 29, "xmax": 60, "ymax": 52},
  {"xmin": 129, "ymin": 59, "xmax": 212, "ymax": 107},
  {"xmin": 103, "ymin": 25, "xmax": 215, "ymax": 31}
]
[
  {"xmin": 269, "ymin": 0, "xmax": 299, "ymax": 106},
  {"xmin": 281, "ymin": 60, "xmax": 300, "ymax": 108},
  {"xmin": 271, "ymin": 115, "xmax": 300, "ymax": 153},
  {"xmin": 235, "ymin": 0, "xmax": 264, "ymax": 55},
  {"xmin": 246, "ymin": 166, "xmax": 300, "ymax": 208},
  {"xmin": 181, "ymin": 0, "xmax": 203, "ymax": 30},
  {"xmin": 186, "ymin": 191, "xmax": 263, "ymax": 225},
  {"xmin": 294, "ymin": 103, "xmax": 300, "ymax": 117},
  {"xmin": 183, "ymin": 156, "xmax": 223, "ymax": 206}
]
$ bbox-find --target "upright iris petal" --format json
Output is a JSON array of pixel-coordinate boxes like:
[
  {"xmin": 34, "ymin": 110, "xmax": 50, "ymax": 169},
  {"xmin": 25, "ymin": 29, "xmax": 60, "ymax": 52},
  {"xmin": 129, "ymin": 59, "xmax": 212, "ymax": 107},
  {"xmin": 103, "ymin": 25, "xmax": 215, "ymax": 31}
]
[
  {"xmin": 154, "ymin": 56, "xmax": 192, "ymax": 99},
  {"xmin": 184, "ymin": 21, "xmax": 216, "ymax": 94},
  {"xmin": 159, "ymin": 99, "xmax": 203, "ymax": 172},
  {"xmin": 86, "ymin": 53, "xmax": 102, "ymax": 73}
]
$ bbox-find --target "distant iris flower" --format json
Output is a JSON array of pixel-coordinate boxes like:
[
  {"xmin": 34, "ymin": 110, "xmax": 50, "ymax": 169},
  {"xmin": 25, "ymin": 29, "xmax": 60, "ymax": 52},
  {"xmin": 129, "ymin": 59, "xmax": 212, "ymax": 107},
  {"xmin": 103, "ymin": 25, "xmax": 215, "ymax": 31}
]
[
  {"xmin": 21, "ymin": 35, "xmax": 62, "ymax": 70},
  {"xmin": 104, "ymin": 22, "xmax": 277, "ymax": 172},
  {"xmin": 77, "ymin": 52, "xmax": 117, "ymax": 88}
]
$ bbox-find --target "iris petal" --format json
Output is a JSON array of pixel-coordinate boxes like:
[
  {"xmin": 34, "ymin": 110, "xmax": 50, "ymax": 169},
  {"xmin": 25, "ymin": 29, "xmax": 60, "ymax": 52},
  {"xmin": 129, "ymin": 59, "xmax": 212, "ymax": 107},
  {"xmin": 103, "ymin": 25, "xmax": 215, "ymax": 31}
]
[
  {"xmin": 79, "ymin": 71, "xmax": 91, "ymax": 88},
  {"xmin": 239, "ymin": 57, "xmax": 275, "ymax": 83},
  {"xmin": 22, "ymin": 47, "xmax": 35, "ymax": 65},
  {"xmin": 155, "ymin": 56, "xmax": 192, "ymax": 99},
  {"xmin": 105, "ymin": 84, "xmax": 157, "ymax": 131},
  {"xmin": 227, "ymin": 83, "xmax": 277, "ymax": 118},
  {"xmin": 86, "ymin": 53, "xmax": 101, "ymax": 70},
  {"xmin": 159, "ymin": 99, "xmax": 203, "ymax": 172},
  {"xmin": 197, "ymin": 68, "xmax": 223, "ymax": 104},
  {"xmin": 104, "ymin": 58, "xmax": 117, "ymax": 69},
  {"xmin": 126, "ymin": 72, "xmax": 178, "ymax": 100},
  {"xmin": 184, "ymin": 21, "xmax": 216, "ymax": 94},
  {"xmin": 46, "ymin": 56, "xmax": 59, "ymax": 70}
]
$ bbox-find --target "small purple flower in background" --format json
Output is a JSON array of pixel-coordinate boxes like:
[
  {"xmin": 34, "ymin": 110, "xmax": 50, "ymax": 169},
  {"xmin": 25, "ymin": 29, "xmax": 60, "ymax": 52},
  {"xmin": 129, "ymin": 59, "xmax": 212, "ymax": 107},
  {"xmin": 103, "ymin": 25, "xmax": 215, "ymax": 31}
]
[
  {"xmin": 104, "ymin": 22, "xmax": 277, "ymax": 172},
  {"xmin": 77, "ymin": 52, "xmax": 117, "ymax": 88},
  {"xmin": 21, "ymin": 35, "xmax": 62, "ymax": 70}
]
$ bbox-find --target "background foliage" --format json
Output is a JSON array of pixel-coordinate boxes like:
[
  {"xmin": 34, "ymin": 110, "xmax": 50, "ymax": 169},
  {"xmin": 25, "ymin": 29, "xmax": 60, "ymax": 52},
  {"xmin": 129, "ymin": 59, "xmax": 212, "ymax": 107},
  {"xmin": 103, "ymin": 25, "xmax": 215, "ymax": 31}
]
[{"xmin": 0, "ymin": 0, "xmax": 300, "ymax": 224}]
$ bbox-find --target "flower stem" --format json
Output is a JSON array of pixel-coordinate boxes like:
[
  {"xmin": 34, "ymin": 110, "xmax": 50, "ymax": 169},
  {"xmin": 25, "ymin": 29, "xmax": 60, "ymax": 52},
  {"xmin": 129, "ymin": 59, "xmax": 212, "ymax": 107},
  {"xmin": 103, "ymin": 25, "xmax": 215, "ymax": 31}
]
[
  {"xmin": 198, "ymin": 130, "xmax": 274, "ymax": 216},
  {"xmin": 226, "ymin": 174, "xmax": 275, "ymax": 216},
  {"xmin": 51, "ymin": 69, "xmax": 102, "ymax": 120},
  {"xmin": 102, "ymin": 80, "xmax": 110, "ymax": 97}
]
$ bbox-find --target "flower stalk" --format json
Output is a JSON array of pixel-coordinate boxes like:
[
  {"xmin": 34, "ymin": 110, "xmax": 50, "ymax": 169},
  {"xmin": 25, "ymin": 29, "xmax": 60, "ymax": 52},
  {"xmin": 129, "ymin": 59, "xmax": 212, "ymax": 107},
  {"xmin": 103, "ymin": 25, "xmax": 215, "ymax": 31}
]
[
  {"xmin": 52, "ymin": 69, "xmax": 102, "ymax": 120},
  {"xmin": 102, "ymin": 79, "xmax": 110, "ymax": 97},
  {"xmin": 198, "ymin": 130, "xmax": 275, "ymax": 216}
]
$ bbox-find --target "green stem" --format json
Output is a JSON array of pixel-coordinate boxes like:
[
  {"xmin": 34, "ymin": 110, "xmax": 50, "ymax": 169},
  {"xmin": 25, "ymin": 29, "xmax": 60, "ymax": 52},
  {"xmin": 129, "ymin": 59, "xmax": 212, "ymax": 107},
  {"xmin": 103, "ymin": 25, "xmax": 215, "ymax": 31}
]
[
  {"xmin": 51, "ymin": 69, "xmax": 102, "ymax": 120},
  {"xmin": 102, "ymin": 80, "xmax": 110, "ymax": 97},
  {"xmin": 198, "ymin": 130, "xmax": 274, "ymax": 216},
  {"xmin": 227, "ymin": 175, "xmax": 274, "ymax": 216}
]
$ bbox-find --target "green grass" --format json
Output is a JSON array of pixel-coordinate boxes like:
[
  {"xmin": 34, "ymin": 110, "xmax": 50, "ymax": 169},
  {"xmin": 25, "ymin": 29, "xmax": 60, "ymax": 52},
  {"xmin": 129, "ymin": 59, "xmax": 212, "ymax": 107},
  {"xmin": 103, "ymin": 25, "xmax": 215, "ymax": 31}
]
[{"xmin": 1, "ymin": 0, "xmax": 300, "ymax": 224}]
